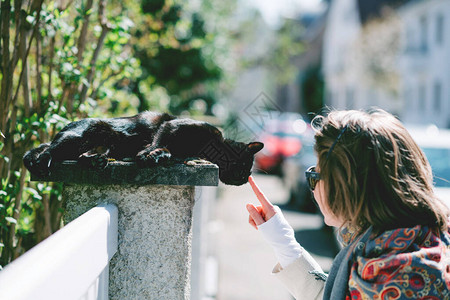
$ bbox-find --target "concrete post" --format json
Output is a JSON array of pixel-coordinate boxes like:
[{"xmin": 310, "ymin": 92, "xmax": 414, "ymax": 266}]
[{"xmin": 33, "ymin": 160, "xmax": 218, "ymax": 300}]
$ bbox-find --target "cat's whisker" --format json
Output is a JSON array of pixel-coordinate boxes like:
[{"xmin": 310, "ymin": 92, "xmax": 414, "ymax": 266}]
[{"xmin": 252, "ymin": 167, "xmax": 268, "ymax": 175}]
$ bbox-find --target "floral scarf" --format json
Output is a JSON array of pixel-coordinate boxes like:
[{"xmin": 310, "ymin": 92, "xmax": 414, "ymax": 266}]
[{"xmin": 343, "ymin": 224, "xmax": 450, "ymax": 300}]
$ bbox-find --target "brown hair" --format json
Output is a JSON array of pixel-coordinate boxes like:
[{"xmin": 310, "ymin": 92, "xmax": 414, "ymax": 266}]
[{"xmin": 312, "ymin": 109, "xmax": 449, "ymax": 234}]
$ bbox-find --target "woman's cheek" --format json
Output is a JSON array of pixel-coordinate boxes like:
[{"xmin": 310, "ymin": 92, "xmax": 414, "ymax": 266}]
[{"xmin": 314, "ymin": 182, "xmax": 343, "ymax": 227}]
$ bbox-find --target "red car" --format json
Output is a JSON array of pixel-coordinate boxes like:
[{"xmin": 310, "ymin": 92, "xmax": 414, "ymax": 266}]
[{"xmin": 254, "ymin": 114, "xmax": 308, "ymax": 175}]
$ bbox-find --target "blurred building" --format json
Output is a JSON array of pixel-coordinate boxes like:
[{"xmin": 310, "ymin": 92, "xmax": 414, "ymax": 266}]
[
  {"xmin": 399, "ymin": 0, "xmax": 450, "ymax": 128},
  {"xmin": 322, "ymin": 0, "xmax": 406, "ymax": 115},
  {"xmin": 228, "ymin": 10, "xmax": 275, "ymax": 114},
  {"xmin": 322, "ymin": 0, "xmax": 362, "ymax": 112},
  {"xmin": 275, "ymin": 11, "xmax": 328, "ymax": 116},
  {"xmin": 322, "ymin": 0, "xmax": 450, "ymax": 128}
]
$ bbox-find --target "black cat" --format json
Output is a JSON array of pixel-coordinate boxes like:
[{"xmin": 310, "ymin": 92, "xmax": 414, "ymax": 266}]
[{"xmin": 23, "ymin": 111, "xmax": 264, "ymax": 186}]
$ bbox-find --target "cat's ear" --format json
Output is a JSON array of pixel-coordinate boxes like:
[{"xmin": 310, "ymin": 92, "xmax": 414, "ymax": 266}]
[{"xmin": 247, "ymin": 142, "xmax": 264, "ymax": 154}]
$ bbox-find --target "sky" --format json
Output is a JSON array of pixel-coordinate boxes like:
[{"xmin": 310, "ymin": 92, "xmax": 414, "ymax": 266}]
[{"xmin": 246, "ymin": 0, "xmax": 326, "ymax": 27}]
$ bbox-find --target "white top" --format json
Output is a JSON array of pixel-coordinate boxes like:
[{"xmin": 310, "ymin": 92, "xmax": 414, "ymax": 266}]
[{"xmin": 272, "ymin": 253, "xmax": 325, "ymax": 300}]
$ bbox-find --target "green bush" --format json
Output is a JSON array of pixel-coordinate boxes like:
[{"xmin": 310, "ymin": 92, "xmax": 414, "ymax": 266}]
[{"xmin": 0, "ymin": 0, "xmax": 222, "ymax": 268}]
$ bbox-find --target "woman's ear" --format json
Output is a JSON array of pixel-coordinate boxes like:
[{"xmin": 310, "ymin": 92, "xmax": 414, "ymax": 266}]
[{"xmin": 247, "ymin": 142, "xmax": 264, "ymax": 154}]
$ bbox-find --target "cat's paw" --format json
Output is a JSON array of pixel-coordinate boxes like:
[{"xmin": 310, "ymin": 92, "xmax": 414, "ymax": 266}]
[
  {"xmin": 136, "ymin": 148, "xmax": 171, "ymax": 167},
  {"xmin": 78, "ymin": 152, "xmax": 109, "ymax": 169},
  {"xmin": 184, "ymin": 158, "xmax": 213, "ymax": 166}
]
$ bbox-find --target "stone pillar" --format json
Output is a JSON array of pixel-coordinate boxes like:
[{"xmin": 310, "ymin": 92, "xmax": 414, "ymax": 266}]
[{"xmin": 33, "ymin": 160, "xmax": 218, "ymax": 300}]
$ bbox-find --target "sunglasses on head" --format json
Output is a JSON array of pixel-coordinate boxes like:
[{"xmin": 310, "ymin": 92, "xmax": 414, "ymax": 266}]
[{"xmin": 305, "ymin": 166, "xmax": 321, "ymax": 191}]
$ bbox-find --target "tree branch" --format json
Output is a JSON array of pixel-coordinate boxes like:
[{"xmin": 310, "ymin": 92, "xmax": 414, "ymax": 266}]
[
  {"xmin": 42, "ymin": 193, "xmax": 52, "ymax": 239},
  {"xmin": 43, "ymin": 35, "xmax": 56, "ymax": 114},
  {"xmin": 35, "ymin": 29, "xmax": 42, "ymax": 113},
  {"xmin": 21, "ymin": 28, "xmax": 32, "ymax": 118},
  {"xmin": 0, "ymin": 0, "xmax": 12, "ymax": 133},
  {"xmin": 9, "ymin": 0, "xmax": 43, "ymax": 122},
  {"xmin": 78, "ymin": 0, "xmax": 110, "ymax": 106},
  {"xmin": 11, "ymin": 0, "xmax": 24, "ymax": 73},
  {"xmin": 90, "ymin": 66, "xmax": 124, "ymax": 99},
  {"xmin": 76, "ymin": 0, "xmax": 94, "ymax": 62},
  {"xmin": 7, "ymin": 168, "xmax": 27, "ymax": 263}
]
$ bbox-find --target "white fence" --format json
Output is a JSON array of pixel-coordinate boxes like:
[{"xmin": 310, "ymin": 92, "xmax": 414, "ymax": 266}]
[{"xmin": 0, "ymin": 204, "xmax": 118, "ymax": 300}]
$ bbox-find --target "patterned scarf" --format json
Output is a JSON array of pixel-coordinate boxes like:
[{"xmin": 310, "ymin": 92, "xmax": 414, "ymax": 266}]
[{"xmin": 327, "ymin": 224, "xmax": 450, "ymax": 300}]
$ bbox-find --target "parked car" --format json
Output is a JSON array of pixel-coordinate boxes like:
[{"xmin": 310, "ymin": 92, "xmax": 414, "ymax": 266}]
[
  {"xmin": 254, "ymin": 113, "xmax": 307, "ymax": 176},
  {"xmin": 408, "ymin": 125, "xmax": 450, "ymax": 208},
  {"xmin": 282, "ymin": 128, "xmax": 317, "ymax": 212}
]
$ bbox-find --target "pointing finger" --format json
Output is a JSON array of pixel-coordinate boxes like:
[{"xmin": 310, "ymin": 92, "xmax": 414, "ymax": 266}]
[{"xmin": 248, "ymin": 176, "xmax": 274, "ymax": 209}]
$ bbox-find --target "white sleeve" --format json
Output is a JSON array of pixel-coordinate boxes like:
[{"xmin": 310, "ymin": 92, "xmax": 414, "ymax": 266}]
[
  {"xmin": 257, "ymin": 207, "xmax": 326, "ymax": 299},
  {"xmin": 272, "ymin": 253, "xmax": 325, "ymax": 300},
  {"xmin": 257, "ymin": 206, "xmax": 303, "ymax": 268}
]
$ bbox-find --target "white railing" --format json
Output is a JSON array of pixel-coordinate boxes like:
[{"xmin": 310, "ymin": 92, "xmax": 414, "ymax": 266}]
[{"xmin": 0, "ymin": 204, "xmax": 118, "ymax": 300}]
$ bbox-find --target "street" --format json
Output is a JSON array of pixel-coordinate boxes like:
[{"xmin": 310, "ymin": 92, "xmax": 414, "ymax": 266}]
[{"xmin": 213, "ymin": 174, "xmax": 340, "ymax": 300}]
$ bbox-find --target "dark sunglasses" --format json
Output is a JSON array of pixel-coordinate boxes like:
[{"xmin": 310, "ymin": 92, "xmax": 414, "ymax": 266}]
[{"xmin": 305, "ymin": 166, "xmax": 321, "ymax": 191}]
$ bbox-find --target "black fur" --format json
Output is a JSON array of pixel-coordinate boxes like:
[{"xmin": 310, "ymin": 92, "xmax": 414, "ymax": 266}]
[{"xmin": 23, "ymin": 111, "xmax": 264, "ymax": 186}]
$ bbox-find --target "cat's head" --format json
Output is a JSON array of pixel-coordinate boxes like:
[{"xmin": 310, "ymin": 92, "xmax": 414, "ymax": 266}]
[{"xmin": 217, "ymin": 140, "xmax": 264, "ymax": 186}]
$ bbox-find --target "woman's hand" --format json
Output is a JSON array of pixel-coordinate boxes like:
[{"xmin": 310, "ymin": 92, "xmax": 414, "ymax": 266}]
[
  {"xmin": 246, "ymin": 175, "xmax": 304, "ymax": 268},
  {"xmin": 247, "ymin": 175, "xmax": 277, "ymax": 229}
]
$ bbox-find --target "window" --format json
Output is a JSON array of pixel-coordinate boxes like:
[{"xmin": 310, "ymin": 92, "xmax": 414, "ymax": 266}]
[
  {"xmin": 403, "ymin": 86, "xmax": 413, "ymax": 111},
  {"xmin": 434, "ymin": 81, "xmax": 442, "ymax": 112},
  {"xmin": 419, "ymin": 84, "xmax": 426, "ymax": 111},
  {"xmin": 406, "ymin": 28, "xmax": 414, "ymax": 51},
  {"xmin": 420, "ymin": 16, "xmax": 428, "ymax": 52},
  {"xmin": 436, "ymin": 14, "xmax": 444, "ymax": 45}
]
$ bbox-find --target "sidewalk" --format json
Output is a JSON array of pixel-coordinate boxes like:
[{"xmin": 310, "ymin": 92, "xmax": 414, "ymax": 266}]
[{"xmin": 212, "ymin": 174, "xmax": 337, "ymax": 300}]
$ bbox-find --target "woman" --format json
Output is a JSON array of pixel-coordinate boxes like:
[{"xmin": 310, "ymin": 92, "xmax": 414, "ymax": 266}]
[{"xmin": 247, "ymin": 109, "xmax": 450, "ymax": 299}]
